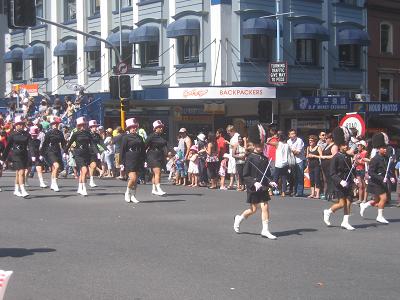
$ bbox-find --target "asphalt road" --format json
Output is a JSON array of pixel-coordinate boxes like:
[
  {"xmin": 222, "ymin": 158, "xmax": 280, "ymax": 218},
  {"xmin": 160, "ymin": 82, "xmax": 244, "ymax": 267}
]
[{"xmin": 0, "ymin": 172, "xmax": 399, "ymax": 300}]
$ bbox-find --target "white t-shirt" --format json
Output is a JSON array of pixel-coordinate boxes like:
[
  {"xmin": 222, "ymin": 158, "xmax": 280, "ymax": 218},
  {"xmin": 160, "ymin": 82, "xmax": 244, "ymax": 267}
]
[
  {"xmin": 104, "ymin": 136, "xmax": 115, "ymax": 154},
  {"xmin": 287, "ymin": 137, "xmax": 305, "ymax": 163},
  {"xmin": 275, "ymin": 142, "xmax": 289, "ymax": 168},
  {"xmin": 229, "ymin": 132, "xmax": 240, "ymax": 155}
]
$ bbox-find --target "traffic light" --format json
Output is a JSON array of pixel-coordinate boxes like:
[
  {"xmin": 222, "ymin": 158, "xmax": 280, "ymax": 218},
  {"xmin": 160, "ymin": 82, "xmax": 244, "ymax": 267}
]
[
  {"xmin": 109, "ymin": 76, "xmax": 119, "ymax": 99},
  {"xmin": 120, "ymin": 99, "xmax": 129, "ymax": 112},
  {"xmin": 119, "ymin": 75, "xmax": 131, "ymax": 99},
  {"xmin": 8, "ymin": 0, "xmax": 37, "ymax": 29},
  {"xmin": 258, "ymin": 101, "xmax": 273, "ymax": 123}
]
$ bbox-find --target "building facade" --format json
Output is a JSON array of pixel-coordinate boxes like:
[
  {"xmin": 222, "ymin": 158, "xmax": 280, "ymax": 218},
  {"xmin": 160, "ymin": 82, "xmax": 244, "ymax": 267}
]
[{"xmin": 3, "ymin": 0, "xmax": 370, "ymax": 140}]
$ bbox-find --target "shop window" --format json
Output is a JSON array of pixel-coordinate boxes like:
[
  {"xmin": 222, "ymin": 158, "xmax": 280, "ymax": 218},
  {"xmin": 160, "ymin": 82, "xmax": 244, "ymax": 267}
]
[
  {"xmin": 134, "ymin": 42, "xmax": 159, "ymax": 67},
  {"xmin": 339, "ymin": 44, "xmax": 360, "ymax": 68},
  {"xmin": 32, "ymin": 57, "xmax": 45, "ymax": 79},
  {"xmin": 178, "ymin": 35, "xmax": 199, "ymax": 64},
  {"xmin": 64, "ymin": 0, "xmax": 76, "ymax": 22},
  {"xmin": 12, "ymin": 61, "xmax": 23, "ymax": 81},
  {"xmin": 380, "ymin": 23, "xmax": 392, "ymax": 54},
  {"xmin": 245, "ymin": 35, "xmax": 271, "ymax": 62},
  {"xmin": 59, "ymin": 55, "xmax": 77, "ymax": 77},
  {"xmin": 112, "ymin": 45, "xmax": 133, "ymax": 66},
  {"xmin": 380, "ymin": 77, "xmax": 392, "ymax": 102},
  {"xmin": 87, "ymin": 51, "xmax": 101, "ymax": 74},
  {"xmin": 296, "ymin": 39, "xmax": 318, "ymax": 66},
  {"xmin": 90, "ymin": 0, "xmax": 100, "ymax": 16}
]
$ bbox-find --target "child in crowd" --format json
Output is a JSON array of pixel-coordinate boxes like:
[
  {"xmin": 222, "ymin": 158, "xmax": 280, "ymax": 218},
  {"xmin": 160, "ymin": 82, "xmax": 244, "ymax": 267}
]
[
  {"xmin": 188, "ymin": 146, "xmax": 199, "ymax": 187},
  {"xmin": 166, "ymin": 151, "xmax": 176, "ymax": 182},
  {"xmin": 219, "ymin": 153, "xmax": 230, "ymax": 190},
  {"xmin": 174, "ymin": 147, "xmax": 186, "ymax": 186},
  {"xmin": 395, "ymin": 157, "xmax": 400, "ymax": 207}
]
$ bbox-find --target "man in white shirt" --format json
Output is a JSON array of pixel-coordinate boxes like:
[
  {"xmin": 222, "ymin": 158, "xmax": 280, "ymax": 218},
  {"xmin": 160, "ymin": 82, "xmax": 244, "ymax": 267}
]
[
  {"xmin": 287, "ymin": 129, "xmax": 306, "ymax": 197},
  {"xmin": 227, "ymin": 125, "xmax": 239, "ymax": 189}
]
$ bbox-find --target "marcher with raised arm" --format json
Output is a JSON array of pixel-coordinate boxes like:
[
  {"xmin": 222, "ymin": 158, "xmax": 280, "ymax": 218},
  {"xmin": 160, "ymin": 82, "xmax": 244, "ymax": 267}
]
[
  {"xmin": 29, "ymin": 126, "xmax": 47, "ymax": 188},
  {"xmin": 88, "ymin": 120, "xmax": 105, "ymax": 188}
]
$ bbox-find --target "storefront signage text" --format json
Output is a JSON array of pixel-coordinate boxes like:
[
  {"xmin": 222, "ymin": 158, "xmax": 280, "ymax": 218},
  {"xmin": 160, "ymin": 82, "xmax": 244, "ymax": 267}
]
[
  {"xmin": 295, "ymin": 96, "xmax": 349, "ymax": 110},
  {"xmin": 169, "ymin": 87, "xmax": 276, "ymax": 100},
  {"xmin": 351, "ymin": 102, "xmax": 400, "ymax": 114}
]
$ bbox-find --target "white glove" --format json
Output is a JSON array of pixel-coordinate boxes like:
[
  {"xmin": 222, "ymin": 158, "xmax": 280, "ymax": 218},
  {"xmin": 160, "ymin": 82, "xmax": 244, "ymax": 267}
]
[
  {"xmin": 254, "ymin": 182, "xmax": 262, "ymax": 191},
  {"xmin": 390, "ymin": 177, "xmax": 395, "ymax": 184},
  {"xmin": 340, "ymin": 180, "xmax": 348, "ymax": 188},
  {"xmin": 0, "ymin": 160, "xmax": 4, "ymax": 165},
  {"xmin": 97, "ymin": 153, "xmax": 101, "ymax": 160},
  {"xmin": 120, "ymin": 165, "xmax": 125, "ymax": 171},
  {"xmin": 63, "ymin": 153, "xmax": 68, "ymax": 160},
  {"xmin": 31, "ymin": 157, "xmax": 36, "ymax": 162},
  {"xmin": 383, "ymin": 178, "xmax": 387, "ymax": 183},
  {"xmin": 269, "ymin": 181, "xmax": 278, "ymax": 188},
  {"xmin": 353, "ymin": 178, "xmax": 359, "ymax": 185},
  {"xmin": 39, "ymin": 156, "xmax": 44, "ymax": 161}
]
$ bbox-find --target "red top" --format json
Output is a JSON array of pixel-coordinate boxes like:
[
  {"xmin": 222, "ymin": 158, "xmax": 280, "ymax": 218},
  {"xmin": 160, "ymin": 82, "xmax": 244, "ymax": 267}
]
[
  {"xmin": 266, "ymin": 136, "xmax": 279, "ymax": 161},
  {"xmin": 217, "ymin": 136, "xmax": 227, "ymax": 160},
  {"xmin": 355, "ymin": 150, "xmax": 367, "ymax": 171}
]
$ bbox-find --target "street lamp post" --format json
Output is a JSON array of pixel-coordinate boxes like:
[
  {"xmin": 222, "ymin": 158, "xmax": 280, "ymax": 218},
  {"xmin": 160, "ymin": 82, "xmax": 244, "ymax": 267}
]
[{"xmin": 276, "ymin": 0, "xmax": 280, "ymax": 62}]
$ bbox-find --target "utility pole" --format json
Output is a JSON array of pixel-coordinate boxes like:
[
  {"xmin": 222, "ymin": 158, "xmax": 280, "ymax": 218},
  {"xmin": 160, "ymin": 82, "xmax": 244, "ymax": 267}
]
[{"xmin": 276, "ymin": 0, "xmax": 281, "ymax": 62}]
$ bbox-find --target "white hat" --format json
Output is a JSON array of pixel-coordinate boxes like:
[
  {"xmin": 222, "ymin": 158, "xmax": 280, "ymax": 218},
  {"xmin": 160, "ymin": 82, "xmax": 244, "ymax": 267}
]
[
  {"xmin": 14, "ymin": 115, "xmax": 24, "ymax": 125},
  {"xmin": 88, "ymin": 120, "xmax": 98, "ymax": 127},
  {"xmin": 153, "ymin": 120, "xmax": 164, "ymax": 130},
  {"xmin": 29, "ymin": 126, "xmax": 39, "ymax": 136},
  {"xmin": 76, "ymin": 117, "xmax": 86, "ymax": 126},
  {"xmin": 357, "ymin": 140, "xmax": 367, "ymax": 147},
  {"xmin": 179, "ymin": 128, "xmax": 187, "ymax": 133},
  {"xmin": 197, "ymin": 133, "xmax": 206, "ymax": 142},
  {"xmin": 125, "ymin": 118, "xmax": 139, "ymax": 129}
]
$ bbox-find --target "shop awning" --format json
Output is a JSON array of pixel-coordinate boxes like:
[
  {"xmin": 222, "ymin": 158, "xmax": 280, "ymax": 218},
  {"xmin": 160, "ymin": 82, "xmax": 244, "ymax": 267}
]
[
  {"xmin": 105, "ymin": 30, "xmax": 131, "ymax": 48},
  {"xmin": 23, "ymin": 45, "xmax": 44, "ymax": 60},
  {"xmin": 167, "ymin": 18, "xmax": 200, "ymax": 38},
  {"xmin": 293, "ymin": 23, "xmax": 330, "ymax": 41},
  {"xmin": 129, "ymin": 26, "xmax": 159, "ymax": 43},
  {"xmin": 337, "ymin": 29, "xmax": 370, "ymax": 46},
  {"xmin": 242, "ymin": 17, "xmax": 277, "ymax": 37},
  {"xmin": 53, "ymin": 40, "xmax": 77, "ymax": 56},
  {"xmin": 84, "ymin": 37, "xmax": 101, "ymax": 52},
  {"xmin": 3, "ymin": 48, "xmax": 23, "ymax": 63}
]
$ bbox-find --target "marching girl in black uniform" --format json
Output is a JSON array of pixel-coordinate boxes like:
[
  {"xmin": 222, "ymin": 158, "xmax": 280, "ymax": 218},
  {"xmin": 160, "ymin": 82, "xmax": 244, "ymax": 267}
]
[
  {"xmin": 29, "ymin": 126, "xmax": 47, "ymax": 188},
  {"xmin": 360, "ymin": 132, "xmax": 393, "ymax": 224},
  {"xmin": 233, "ymin": 124, "xmax": 278, "ymax": 239},
  {"xmin": 1, "ymin": 116, "xmax": 33, "ymax": 197},
  {"xmin": 146, "ymin": 120, "xmax": 168, "ymax": 196},
  {"xmin": 41, "ymin": 116, "xmax": 66, "ymax": 192},
  {"xmin": 323, "ymin": 127, "xmax": 357, "ymax": 230},
  {"xmin": 65, "ymin": 117, "xmax": 98, "ymax": 196},
  {"xmin": 120, "ymin": 118, "xmax": 145, "ymax": 203},
  {"xmin": 88, "ymin": 120, "xmax": 105, "ymax": 188}
]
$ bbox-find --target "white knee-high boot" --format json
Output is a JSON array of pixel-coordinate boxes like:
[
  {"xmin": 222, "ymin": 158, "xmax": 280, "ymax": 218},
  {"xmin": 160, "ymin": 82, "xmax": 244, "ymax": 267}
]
[
  {"xmin": 130, "ymin": 189, "xmax": 139, "ymax": 203},
  {"xmin": 14, "ymin": 184, "xmax": 21, "ymax": 197},
  {"xmin": 19, "ymin": 184, "xmax": 29, "ymax": 198},
  {"xmin": 156, "ymin": 184, "xmax": 166, "ymax": 196},
  {"xmin": 38, "ymin": 174, "xmax": 47, "ymax": 188},
  {"xmin": 89, "ymin": 176, "xmax": 97, "ymax": 188},
  {"xmin": 261, "ymin": 220, "xmax": 277, "ymax": 239},
  {"xmin": 233, "ymin": 215, "xmax": 244, "ymax": 233},
  {"xmin": 376, "ymin": 209, "xmax": 389, "ymax": 224},
  {"xmin": 50, "ymin": 178, "xmax": 59, "ymax": 192},
  {"xmin": 80, "ymin": 183, "xmax": 88, "ymax": 196},
  {"xmin": 341, "ymin": 215, "xmax": 355, "ymax": 230}
]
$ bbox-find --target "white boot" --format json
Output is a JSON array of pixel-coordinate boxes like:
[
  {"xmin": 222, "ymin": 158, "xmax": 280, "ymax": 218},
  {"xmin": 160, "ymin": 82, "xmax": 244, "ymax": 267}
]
[
  {"xmin": 360, "ymin": 201, "xmax": 372, "ymax": 217},
  {"xmin": 341, "ymin": 215, "xmax": 355, "ymax": 230},
  {"xmin": 323, "ymin": 209, "xmax": 332, "ymax": 226},
  {"xmin": 156, "ymin": 184, "xmax": 166, "ymax": 196},
  {"xmin": 50, "ymin": 178, "xmax": 59, "ymax": 192},
  {"xmin": 77, "ymin": 183, "xmax": 82, "ymax": 194},
  {"xmin": 89, "ymin": 176, "xmax": 97, "ymax": 188},
  {"xmin": 233, "ymin": 215, "xmax": 244, "ymax": 233},
  {"xmin": 80, "ymin": 183, "xmax": 88, "ymax": 196},
  {"xmin": 261, "ymin": 220, "xmax": 277, "ymax": 239},
  {"xmin": 38, "ymin": 175, "xmax": 47, "ymax": 188},
  {"xmin": 130, "ymin": 189, "xmax": 140, "ymax": 203},
  {"xmin": 125, "ymin": 187, "xmax": 132, "ymax": 203},
  {"xmin": 151, "ymin": 184, "xmax": 157, "ymax": 195},
  {"xmin": 13, "ymin": 184, "xmax": 22, "ymax": 197},
  {"xmin": 19, "ymin": 184, "xmax": 29, "ymax": 198},
  {"xmin": 376, "ymin": 209, "xmax": 389, "ymax": 224}
]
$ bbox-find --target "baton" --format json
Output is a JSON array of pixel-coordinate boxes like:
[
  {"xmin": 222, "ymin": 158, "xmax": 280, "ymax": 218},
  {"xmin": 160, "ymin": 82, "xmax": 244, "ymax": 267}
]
[
  {"xmin": 383, "ymin": 156, "xmax": 393, "ymax": 181},
  {"xmin": 345, "ymin": 162, "xmax": 356, "ymax": 182},
  {"xmin": 248, "ymin": 159, "xmax": 272, "ymax": 183}
]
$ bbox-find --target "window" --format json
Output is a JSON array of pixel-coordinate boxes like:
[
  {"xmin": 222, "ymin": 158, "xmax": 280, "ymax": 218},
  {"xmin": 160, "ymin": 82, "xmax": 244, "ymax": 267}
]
[
  {"xmin": 112, "ymin": 45, "xmax": 133, "ymax": 66},
  {"xmin": 296, "ymin": 39, "xmax": 317, "ymax": 65},
  {"xmin": 64, "ymin": 0, "xmax": 76, "ymax": 21},
  {"xmin": 90, "ymin": 0, "xmax": 100, "ymax": 16},
  {"xmin": 380, "ymin": 23, "xmax": 392, "ymax": 54},
  {"xmin": 338, "ymin": 0, "xmax": 357, "ymax": 5},
  {"xmin": 134, "ymin": 42, "xmax": 159, "ymax": 67},
  {"xmin": 87, "ymin": 51, "xmax": 101, "ymax": 74},
  {"xmin": 178, "ymin": 35, "xmax": 199, "ymax": 64},
  {"xmin": 245, "ymin": 35, "xmax": 271, "ymax": 62},
  {"xmin": 36, "ymin": 0, "xmax": 44, "ymax": 18},
  {"xmin": 12, "ymin": 61, "xmax": 23, "ymax": 81},
  {"xmin": 116, "ymin": 0, "xmax": 132, "ymax": 10},
  {"xmin": 32, "ymin": 57, "xmax": 45, "ymax": 79},
  {"xmin": 59, "ymin": 55, "xmax": 77, "ymax": 77},
  {"xmin": 380, "ymin": 77, "xmax": 392, "ymax": 102},
  {"xmin": 339, "ymin": 44, "xmax": 360, "ymax": 68}
]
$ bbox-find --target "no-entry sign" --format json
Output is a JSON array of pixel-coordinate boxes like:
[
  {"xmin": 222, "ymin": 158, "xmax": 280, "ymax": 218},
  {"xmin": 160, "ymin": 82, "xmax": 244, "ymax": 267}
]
[{"xmin": 339, "ymin": 113, "xmax": 366, "ymax": 137}]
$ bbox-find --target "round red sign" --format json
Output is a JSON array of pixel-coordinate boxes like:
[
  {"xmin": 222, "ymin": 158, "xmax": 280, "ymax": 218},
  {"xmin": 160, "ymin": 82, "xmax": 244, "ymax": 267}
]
[{"xmin": 339, "ymin": 113, "xmax": 366, "ymax": 137}]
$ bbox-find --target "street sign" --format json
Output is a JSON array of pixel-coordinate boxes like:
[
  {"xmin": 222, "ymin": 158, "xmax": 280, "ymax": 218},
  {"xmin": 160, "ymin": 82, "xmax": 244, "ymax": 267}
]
[
  {"xmin": 351, "ymin": 101, "xmax": 400, "ymax": 114},
  {"xmin": 339, "ymin": 113, "xmax": 366, "ymax": 137},
  {"xmin": 117, "ymin": 62, "xmax": 128, "ymax": 74},
  {"xmin": 296, "ymin": 96, "xmax": 349, "ymax": 110},
  {"xmin": 269, "ymin": 62, "xmax": 288, "ymax": 85}
]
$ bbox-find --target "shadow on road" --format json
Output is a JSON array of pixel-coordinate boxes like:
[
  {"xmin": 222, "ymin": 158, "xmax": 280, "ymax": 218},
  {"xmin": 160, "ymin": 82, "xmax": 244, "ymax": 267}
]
[
  {"xmin": 0, "ymin": 248, "xmax": 56, "ymax": 258},
  {"xmin": 164, "ymin": 193, "xmax": 203, "ymax": 197},
  {"xmin": 141, "ymin": 199, "xmax": 186, "ymax": 203},
  {"xmin": 273, "ymin": 228, "xmax": 318, "ymax": 237}
]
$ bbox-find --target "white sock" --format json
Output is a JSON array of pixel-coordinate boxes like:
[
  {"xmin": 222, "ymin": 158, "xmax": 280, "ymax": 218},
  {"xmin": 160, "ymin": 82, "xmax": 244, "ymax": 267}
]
[
  {"xmin": 152, "ymin": 184, "xmax": 156, "ymax": 191},
  {"xmin": 126, "ymin": 187, "xmax": 131, "ymax": 194},
  {"xmin": 378, "ymin": 209, "xmax": 384, "ymax": 218},
  {"xmin": 343, "ymin": 215, "xmax": 350, "ymax": 223},
  {"xmin": 14, "ymin": 184, "xmax": 19, "ymax": 192},
  {"xmin": 238, "ymin": 215, "xmax": 245, "ymax": 222},
  {"xmin": 20, "ymin": 184, "xmax": 27, "ymax": 192}
]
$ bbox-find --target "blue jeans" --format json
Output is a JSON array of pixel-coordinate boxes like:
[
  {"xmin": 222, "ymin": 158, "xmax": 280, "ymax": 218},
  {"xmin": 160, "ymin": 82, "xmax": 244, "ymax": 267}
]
[{"xmin": 295, "ymin": 161, "xmax": 305, "ymax": 196}]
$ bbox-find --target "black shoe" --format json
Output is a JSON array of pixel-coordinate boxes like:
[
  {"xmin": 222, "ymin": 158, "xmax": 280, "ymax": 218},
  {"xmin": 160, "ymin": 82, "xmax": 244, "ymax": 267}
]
[{"xmin": 295, "ymin": 194, "xmax": 305, "ymax": 198}]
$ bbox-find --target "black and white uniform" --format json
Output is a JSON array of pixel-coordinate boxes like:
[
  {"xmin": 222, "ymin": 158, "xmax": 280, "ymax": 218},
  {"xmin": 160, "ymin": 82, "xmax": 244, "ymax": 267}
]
[
  {"xmin": 41, "ymin": 128, "xmax": 66, "ymax": 169},
  {"xmin": 30, "ymin": 138, "xmax": 45, "ymax": 167},
  {"xmin": 243, "ymin": 152, "xmax": 271, "ymax": 204},
  {"xmin": 65, "ymin": 130, "xmax": 97, "ymax": 169},
  {"xmin": 121, "ymin": 133, "xmax": 145, "ymax": 173},
  {"xmin": 145, "ymin": 133, "xmax": 167, "ymax": 168},
  {"xmin": 90, "ymin": 131, "xmax": 106, "ymax": 164},
  {"xmin": 367, "ymin": 154, "xmax": 391, "ymax": 196},
  {"xmin": 2, "ymin": 130, "xmax": 33, "ymax": 170},
  {"xmin": 329, "ymin": 152, "xmax": 355, "ymax": 199}
]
